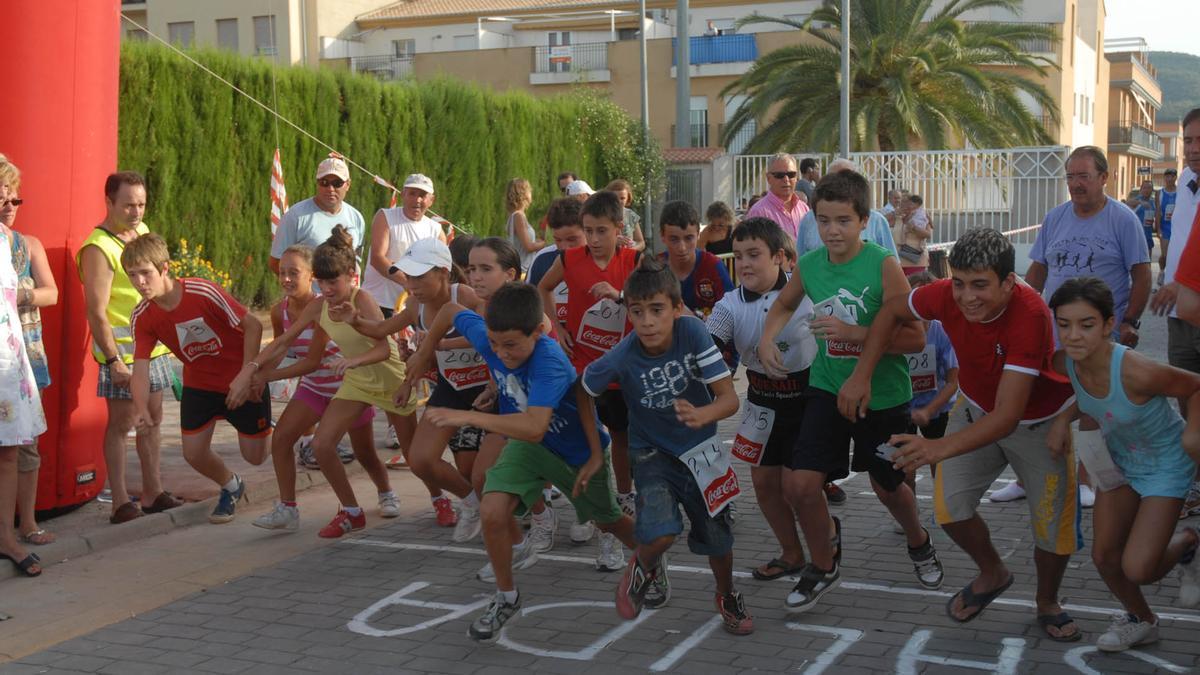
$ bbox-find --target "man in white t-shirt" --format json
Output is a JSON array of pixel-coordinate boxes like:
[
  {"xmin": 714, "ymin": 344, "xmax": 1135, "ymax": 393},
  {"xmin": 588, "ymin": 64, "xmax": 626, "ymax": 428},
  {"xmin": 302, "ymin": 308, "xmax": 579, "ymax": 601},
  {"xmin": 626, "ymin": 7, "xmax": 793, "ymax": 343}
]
[
  {"xmin": 362, "ymin": 173, "xmax": 446, "ymax": 318},
  {"xmin": 270, "ymin": 156, "xmax": 365, "ymax": 273}
]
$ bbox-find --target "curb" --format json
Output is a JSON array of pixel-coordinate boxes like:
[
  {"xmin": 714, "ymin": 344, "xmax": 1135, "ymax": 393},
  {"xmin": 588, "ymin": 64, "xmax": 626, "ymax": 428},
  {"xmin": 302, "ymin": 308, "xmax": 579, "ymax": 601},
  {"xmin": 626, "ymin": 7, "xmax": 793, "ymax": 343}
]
[{"xmin": 0, "ymin": 459, "xmax": 370, "ymax": 582}]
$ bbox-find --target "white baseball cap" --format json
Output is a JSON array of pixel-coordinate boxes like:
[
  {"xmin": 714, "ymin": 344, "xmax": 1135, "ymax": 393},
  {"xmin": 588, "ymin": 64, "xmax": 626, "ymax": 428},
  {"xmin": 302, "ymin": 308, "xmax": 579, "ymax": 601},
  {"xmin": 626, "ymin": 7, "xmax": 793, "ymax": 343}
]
[
  {"xmin": 565, "ymin": 179, "xmax": 594, "ymax": 196},
  {"xmin": 315, "ymin": 156, "xmax": 350, "ymax": 181},
  {"xmin": 402, "ymin": 173, "xmax": 435, "ymax": 194},
  {"xmin": 396, "ymin": 237, "xmax": 452, "ymax": 277}
]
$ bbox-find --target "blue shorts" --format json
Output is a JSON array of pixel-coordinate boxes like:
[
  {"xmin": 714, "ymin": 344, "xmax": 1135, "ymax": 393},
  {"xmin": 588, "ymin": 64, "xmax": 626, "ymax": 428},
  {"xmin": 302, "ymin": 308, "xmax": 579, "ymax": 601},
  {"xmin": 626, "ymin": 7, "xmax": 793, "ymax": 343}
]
[
  {"xmin": 629, "ymin": 446, "xmax": 734, "ymax": 557},
  {"xmin": 1144, "ymin": 227, "xmax": 1155, "ymax": 252},
  {"xmin": 1162, "ymin": 221, "xmax": 1172, "ymax": 241}
]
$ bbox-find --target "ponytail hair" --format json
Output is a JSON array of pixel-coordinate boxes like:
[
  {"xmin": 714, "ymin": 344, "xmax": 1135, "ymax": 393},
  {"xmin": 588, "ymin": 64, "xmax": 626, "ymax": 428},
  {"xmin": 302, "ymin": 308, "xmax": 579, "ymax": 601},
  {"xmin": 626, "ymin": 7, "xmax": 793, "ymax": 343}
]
[{"xmin": 313, "ymin": 224, "xmax": 357, "ymax": 279}]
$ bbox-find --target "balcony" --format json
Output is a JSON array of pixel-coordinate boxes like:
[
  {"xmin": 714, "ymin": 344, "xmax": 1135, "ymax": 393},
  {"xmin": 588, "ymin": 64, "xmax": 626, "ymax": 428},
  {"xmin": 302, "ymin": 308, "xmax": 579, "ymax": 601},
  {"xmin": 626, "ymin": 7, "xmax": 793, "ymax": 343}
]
[
  {"xmin": 351, "ymin": 55, "xmax": 413, "ymax": 81},
  {"xmin": 671, "ymin": 34, "xmax": 757, "ymax": 78},
  {"xmin": 1108, "ymin": 119, "xmax": 1163, "ymax": 160},
  {"xmin": 531, "ymin": 43, "xmax": 610, "ymax": 85}
]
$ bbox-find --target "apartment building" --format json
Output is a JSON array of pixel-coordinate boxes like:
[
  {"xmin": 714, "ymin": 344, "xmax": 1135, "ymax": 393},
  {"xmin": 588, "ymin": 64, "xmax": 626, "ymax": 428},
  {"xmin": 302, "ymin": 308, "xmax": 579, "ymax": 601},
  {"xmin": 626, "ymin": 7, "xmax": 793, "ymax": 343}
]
[
  {"xmin": 1103, "ymin": 37, "xmax": 1163, "ymax": 197},
  {"xmin": 1154, "ymin": 120, "xmax": 1183, "ymax": 183}
]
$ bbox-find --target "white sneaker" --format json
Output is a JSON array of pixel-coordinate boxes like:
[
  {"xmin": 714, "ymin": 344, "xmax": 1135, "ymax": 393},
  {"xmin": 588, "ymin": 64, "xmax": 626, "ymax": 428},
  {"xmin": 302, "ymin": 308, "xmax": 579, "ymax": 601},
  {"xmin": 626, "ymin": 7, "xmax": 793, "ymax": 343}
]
[
  {"xmin": 547, "ymin": 486, "xmax": 568, "ymax": 506},
  {"xmin": 1080, "ymin": 484, "xmax": 1096, "ymax": 509},
  {"xmin": 252, "ymin": 502, "xmax": 299, "ymax": 532},
  {"xmin": 988, "ymin": 480, "xmax": 1026, "ymax": 503},
  {"xmin": 528, "ymin": 506, "xmax": 557, "ymax": 553},
  {"xmin": 477, "ymin": 538, "xmax": 539, "ymax": 582},
  {"xmin": 337, "ymin": 441, "xmax": 355, "ymax": 464},
  {"xmin": 569, "ymin": 517, "xmax": 596, "ymax": 545},
  {"xmin": 378, "ymin": 493, "xmax": 401, "ymax": 518},
  {"xmin": 454, "ymin": 502, "xmax": 482, "ymax": 543},
  {"xmin": 385, "ymin": 425, "xmax": 400, "ymax": 450},
  {"xmin": 595, "ymin": 531, "xmax": 624, "ymax": 571},
  {"xmin": 1178, "ymin": 531, "xmax": 1200, "ymax": 608},
  {"xmin": 617, "ymin": 492, "xmax": 637, "ymax": 519},
  {"xmin": 1096, "ymin": 613, "xmax": 1158, "ymax": 652}
]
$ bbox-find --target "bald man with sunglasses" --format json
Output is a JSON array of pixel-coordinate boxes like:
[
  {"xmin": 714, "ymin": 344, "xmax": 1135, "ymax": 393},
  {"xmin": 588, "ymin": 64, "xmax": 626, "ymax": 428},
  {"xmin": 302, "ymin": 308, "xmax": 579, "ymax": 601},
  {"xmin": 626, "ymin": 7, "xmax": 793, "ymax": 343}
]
[
  {"xmin": 746, "ymin": 153, "xmax": 811, "ymax": 240},
  {"xmin": 269, "ymin": 156, "xmax": 366, "ymax": 274}
]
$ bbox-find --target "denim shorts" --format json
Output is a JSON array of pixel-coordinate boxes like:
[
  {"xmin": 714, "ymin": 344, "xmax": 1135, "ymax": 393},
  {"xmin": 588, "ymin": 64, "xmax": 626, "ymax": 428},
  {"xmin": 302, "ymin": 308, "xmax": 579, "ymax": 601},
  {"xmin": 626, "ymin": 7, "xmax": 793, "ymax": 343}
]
[{"xmin": 629, "ymin": 446, "xmax": 734, "ymax": 557}]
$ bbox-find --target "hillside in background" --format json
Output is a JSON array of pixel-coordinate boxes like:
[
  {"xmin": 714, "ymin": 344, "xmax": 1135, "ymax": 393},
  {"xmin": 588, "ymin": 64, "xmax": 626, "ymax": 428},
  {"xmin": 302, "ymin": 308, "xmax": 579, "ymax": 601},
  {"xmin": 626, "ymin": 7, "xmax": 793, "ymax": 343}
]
[{"xmin": 1150, "ymin": 51, "xmax": 1200, "ymax": 124}]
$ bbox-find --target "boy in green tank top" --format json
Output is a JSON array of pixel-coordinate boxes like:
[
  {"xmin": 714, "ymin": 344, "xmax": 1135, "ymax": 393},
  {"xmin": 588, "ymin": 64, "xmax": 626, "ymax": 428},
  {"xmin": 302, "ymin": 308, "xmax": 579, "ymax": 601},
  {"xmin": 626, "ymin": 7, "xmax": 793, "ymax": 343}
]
[{"xmin": 757, "ymin": 170, "xmax": 944, "ymax": 613}]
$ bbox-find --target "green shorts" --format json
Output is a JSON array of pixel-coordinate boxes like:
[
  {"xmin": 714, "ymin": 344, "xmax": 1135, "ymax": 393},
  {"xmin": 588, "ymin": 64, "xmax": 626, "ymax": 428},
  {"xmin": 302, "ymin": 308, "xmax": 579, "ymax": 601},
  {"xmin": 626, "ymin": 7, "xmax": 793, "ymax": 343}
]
[{"xmin": 484, "ymin": 439, "xmax": 623, "ymax": 525}]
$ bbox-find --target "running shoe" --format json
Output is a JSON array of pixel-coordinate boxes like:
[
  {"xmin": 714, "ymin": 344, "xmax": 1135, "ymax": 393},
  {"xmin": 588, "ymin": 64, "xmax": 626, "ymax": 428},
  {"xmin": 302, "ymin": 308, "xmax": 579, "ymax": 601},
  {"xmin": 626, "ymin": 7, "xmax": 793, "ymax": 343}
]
[
  {"xmin": 1097, "ymin": 613, "xmax": 1158, "ymax": 652},
  {"xmin": 318, "ymin": 509, "xmax": 365, "ymax": 538},
  {"xmin": 378, "ymin": 493, "xmax": 401, "ymax": 519},
  {"xmin": 478, "ymin": 539, "xmax": 540, "ymax": 582},
  {"xmin": 252, "ymin": 502, "xmax": 298, "ymax": 532},
  {"xmin": 297, "ymin": 439, "xmax": 320, "ymax": 470},
  {"xmin": 644, "ymin": 553, "xmax": 671, "ymax": 610},
  {"xmin": 823, "ymin": 482, "xmax": 847, "ymax": 505},
  {"xmin": 1180, "ymin": 482, "xmax": 1200, "ymax": 520},
  {"xmin": 1179, "ymin": 528, "xmax": 1200, "ymax": 608},
  {"xmin": 1080, "ymin": 484, "xmax": 1096, "ymax": 509},
  {"xmin": 433, "ymin": 496, "xmax": 457, "ymax": 527},
  {"xmin": 988, "ymin": 480, "xmax": 1026, "ymax": 503},
  {"xmin": 785, "ymin": 563, "xmax": 840, "ymax": 612},
  {"xmin": 468, "ymin": 591, "xmax": 521, "ymax": 643},
  {"xmin": 570, "ymin": 518, "xmax": 596, "ymax": 545},
  {"xmin": 716, "ymin": 591, "xmax": 755, "ymax": 635},
  {"xmin": 528, "ymin": 506, "xmax": 557, "ymax": 553},
  {"xmin": 454, "ymin": 502, "xmax": 482, "ymax": 542},
  {"xmin": 386, "ymin": 425, "xmax": 401, "ymax": 450},
  {"xmin": 336, "ymin": 441, "xmax": 355, "ymax": 464},
  {"xmin": 908, "ymin": 530, "xmax": 944, "ymax": 590},
  {"xmin": 595, "ymin": 531, "xmax": 624, "ymax": 571},
  {"xmin": 209, "ymin": 476, "xmax": 245, "ymax": 524},
  {"xmin": 615, "ymin": 554, "xmax": 654, "ymax": 619},
  {"xmin": 618, "ymin": 492, "xmax": 637, "ymax": 518}
]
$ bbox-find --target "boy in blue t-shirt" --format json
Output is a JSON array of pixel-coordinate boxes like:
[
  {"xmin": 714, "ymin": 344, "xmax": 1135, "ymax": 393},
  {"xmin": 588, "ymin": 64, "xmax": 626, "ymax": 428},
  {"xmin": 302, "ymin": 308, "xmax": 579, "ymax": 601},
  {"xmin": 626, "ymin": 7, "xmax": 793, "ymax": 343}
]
[
  {"xmin": 581, "ymin": 260, "xmax": 751, "ymax": 635},
  {"xmin": 397, "ymin": 283, "xmax": 635, "ymax": 643}
]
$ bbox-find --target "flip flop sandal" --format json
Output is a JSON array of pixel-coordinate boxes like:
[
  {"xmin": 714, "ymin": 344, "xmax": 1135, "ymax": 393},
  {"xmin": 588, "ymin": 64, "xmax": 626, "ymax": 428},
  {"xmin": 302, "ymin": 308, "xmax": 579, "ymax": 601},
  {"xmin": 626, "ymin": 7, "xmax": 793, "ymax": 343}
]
[
  {"xmin": 945, "ymin": 574, "xmax": 1015, "ymax": 623},
  {"xmin": 20, "ymin": 529, "xmax": 55, "ymax": 546},
  {"xmin": 1037, "ymin": 612, "xmax": 1083, "ymax": 642},
  {"xmin": 385, "ymin": 454, "xmax": 410, "ymax": 470},
  {"xmin": 752, "ymin": 558, "xmax": 805, "ymax": 581},
  {"xmin": 1, "ymin": 551, "xmax": 42, "ymax": 577}
]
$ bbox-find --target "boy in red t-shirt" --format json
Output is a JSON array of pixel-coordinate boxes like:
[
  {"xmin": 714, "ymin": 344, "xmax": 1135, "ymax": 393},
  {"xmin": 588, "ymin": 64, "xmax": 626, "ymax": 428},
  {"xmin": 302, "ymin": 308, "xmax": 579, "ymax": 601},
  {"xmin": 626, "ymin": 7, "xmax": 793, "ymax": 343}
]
[
  {"xmin": 839, "ymin": 228, "xmax": 1082, "ymax": 641},
  {"xmin": 123, "ymin": 234, "xmax": 272, "ymax": 525},
  {"xmin": 537, "ymin": 191, "xmax": 640, "ymax": 570}
]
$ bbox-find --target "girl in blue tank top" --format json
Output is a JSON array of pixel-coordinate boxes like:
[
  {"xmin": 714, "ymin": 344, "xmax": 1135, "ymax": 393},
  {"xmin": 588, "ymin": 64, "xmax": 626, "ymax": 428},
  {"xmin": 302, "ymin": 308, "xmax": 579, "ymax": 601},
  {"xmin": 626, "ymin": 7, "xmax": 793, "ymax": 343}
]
[{"xmin": 1046, "ymin": 276, "xmax": 1200, "ymax": 652}]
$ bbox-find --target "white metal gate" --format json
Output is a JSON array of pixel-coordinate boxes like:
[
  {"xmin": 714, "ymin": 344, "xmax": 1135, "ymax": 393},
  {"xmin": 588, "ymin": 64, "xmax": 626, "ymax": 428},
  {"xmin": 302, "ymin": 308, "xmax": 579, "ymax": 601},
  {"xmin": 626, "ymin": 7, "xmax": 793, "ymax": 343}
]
[{"xmin": 733, "ymin": 147, "xmax": 1069, "ymax": 247}]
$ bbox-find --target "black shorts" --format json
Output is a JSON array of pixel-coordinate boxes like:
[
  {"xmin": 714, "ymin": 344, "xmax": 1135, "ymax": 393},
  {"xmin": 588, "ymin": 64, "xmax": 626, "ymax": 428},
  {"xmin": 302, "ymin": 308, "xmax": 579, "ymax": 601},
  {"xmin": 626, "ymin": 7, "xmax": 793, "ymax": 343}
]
[
  {"xmin": 596, "ymin": 389, "xmax": 629, "ymax": 433},
  {"xmin": 449, "ymin": 426, "xmax": 485, "ymax": 453},
  {"xmin": 181, "ymin": 387, "xmax": 272, "ymax": 437},
  {"xmin": 746, "ymin": 369, "xmax": 809, "ymax": 467},
  {"xmin": 791, "ymin": 388, "xmax": 908, "ymax": 491},
  {"xmin": 907, "ymin": 411, "xmax": 950, "ymax": 439},
  {"xmin": 428, "ymin": 377, "xmax": 486, "ymax": 411}
]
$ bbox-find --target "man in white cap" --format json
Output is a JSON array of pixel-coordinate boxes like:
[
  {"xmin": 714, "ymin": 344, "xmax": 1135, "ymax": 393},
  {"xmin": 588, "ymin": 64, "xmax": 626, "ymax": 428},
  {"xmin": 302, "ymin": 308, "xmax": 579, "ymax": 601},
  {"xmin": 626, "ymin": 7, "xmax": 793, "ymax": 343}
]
[
  {"xmin": 566, "ymin": 179, "xmax": 595, "ymax": 203},
  {"xmin": 362, "ymin": 173, "xmax": 447, "ymax": 455},
  {"xmin": 270, "ymin": 155, "xmax": 366, "ymax": 273}
]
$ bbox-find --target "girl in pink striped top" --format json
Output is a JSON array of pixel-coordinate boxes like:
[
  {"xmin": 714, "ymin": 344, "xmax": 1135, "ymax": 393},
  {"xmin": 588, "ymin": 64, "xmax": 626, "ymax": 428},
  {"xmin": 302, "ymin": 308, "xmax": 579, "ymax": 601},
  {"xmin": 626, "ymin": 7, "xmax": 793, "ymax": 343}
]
[{"xmin": 248, "ymin": 244, "xmax": 396, "ymax": 532}]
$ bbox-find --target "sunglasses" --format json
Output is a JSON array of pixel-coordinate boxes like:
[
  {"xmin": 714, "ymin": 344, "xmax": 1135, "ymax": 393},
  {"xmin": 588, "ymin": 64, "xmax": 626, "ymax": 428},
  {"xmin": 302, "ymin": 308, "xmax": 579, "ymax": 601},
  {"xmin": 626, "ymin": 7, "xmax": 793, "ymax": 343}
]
[
  {"xmin": 770, "ymin": 171, "xmax": 797, "ymax": 180},
  {"xmin": 318, "ymin": 177, "xmax": 346, "ymax": 188},
  {"xmin": 0, "ymin": 198, "xmax": 23, "ymax": 207}
]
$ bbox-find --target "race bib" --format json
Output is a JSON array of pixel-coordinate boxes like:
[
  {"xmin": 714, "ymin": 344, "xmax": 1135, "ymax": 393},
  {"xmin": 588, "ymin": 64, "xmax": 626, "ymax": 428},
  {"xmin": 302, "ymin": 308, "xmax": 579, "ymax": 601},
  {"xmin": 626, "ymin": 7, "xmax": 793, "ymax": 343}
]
[
  {"xmin": 576, "ymin": 297, "xmax": 626, "ymax": 353},
  {"xmin": 553, "ymin": 282, "xmax": 569, "ymax": 322},
  {"xmin": 906, "ymin": 345, "xmax": 937, "ymax": 394},
  {"xmin": 812, "ymin": 296, "xmax": 855, "ymax": 323},
  {"xmin": 731, "ymin": 401, "xmax": 775, "ymax": 466},
  {"xmin": 680, "ymin": 435, "xmax": 740, "ymax": 516},
  {"xmin": 436, "ymin": 347, "xmax": 489, "ymax": 391}
]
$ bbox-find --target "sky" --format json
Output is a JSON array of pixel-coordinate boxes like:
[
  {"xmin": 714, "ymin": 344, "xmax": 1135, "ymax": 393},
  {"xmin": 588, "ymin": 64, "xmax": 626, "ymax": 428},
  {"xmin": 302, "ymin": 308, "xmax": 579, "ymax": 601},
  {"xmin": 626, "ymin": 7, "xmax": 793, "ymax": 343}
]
[{"xmin": 1104, "ymin": 0, "xmax": 1197, "ymax": 55}]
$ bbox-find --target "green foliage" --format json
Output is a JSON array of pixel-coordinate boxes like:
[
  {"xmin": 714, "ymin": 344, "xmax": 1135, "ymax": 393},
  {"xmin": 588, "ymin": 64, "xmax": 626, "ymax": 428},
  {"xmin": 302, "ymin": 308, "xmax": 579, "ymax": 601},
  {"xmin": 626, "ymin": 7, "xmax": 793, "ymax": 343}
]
[
  {"xmin": 721, "ymin": 0, "xmax": 1061, "ymax": 153},
  {"xmin": 118, "ymin": 41, "xmax": 662, "ymax": 306},
  {"xmin": 1150, "ymin": 51, "xmax": 1200, "ymax": 125}
]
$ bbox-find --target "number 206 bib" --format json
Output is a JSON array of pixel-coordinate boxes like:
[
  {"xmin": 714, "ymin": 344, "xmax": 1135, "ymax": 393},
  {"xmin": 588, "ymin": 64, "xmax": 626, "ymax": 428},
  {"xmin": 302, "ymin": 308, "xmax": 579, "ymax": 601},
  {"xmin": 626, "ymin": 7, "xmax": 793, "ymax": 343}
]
[{"xmin": 680, "ymin": 436, "xmax": 740, "ymax": 516}]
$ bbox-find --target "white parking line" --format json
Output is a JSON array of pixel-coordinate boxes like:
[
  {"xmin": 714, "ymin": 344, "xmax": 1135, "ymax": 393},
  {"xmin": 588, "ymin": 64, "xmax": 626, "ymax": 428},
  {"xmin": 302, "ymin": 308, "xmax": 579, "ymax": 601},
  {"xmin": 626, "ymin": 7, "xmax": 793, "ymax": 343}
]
[{"xmin": 340, "ymin": 538, "xmax": 1200, "ymax": 625}]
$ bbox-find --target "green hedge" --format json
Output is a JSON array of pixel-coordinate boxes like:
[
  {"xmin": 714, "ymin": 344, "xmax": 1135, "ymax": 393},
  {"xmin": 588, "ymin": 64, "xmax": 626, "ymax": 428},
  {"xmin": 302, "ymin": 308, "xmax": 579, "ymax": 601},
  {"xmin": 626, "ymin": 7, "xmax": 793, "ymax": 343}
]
[{"xmin": 118, "ymin": 41, "xmax": 664, "ymax": 306}]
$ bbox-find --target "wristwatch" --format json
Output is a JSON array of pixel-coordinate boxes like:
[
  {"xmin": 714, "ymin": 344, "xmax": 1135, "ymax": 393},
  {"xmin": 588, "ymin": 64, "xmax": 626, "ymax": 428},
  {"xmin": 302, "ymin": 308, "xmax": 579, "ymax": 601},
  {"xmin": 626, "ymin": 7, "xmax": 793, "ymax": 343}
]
[
  {"xmin": 104, "ymin": 355, "xmax": 120, "ymax": 366},
  {"xmin": 1122, "ymin": 317, "xmax": 1141, "ymax": 330}
]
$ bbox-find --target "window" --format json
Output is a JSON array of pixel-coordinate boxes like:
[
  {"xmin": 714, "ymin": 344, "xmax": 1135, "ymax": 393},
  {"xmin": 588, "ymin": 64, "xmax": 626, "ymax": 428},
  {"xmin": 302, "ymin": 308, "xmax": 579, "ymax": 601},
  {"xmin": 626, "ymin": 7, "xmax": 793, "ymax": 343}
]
[
  {"xmin": 167, "ymin": 21, "xmax": 194, "ymax": 47},
  {"xmin": 689, "ymin": 96, "xmax": 709, "ymax": 147},
  {"xmin": 216, "ymin": 18, "xmax": 238, "ymax": 51},
  {"xmin": 453, "ymin": 34, "xmax": 476, "ymax": 51},
  {"xmin": 392, "ymin": 39, "xmax": 415, "ymax": 58},
  {"xmin": 617, "ymin": 27, "xmax": 639, "ymax": 41},
  {"xmin": 547, "ymin": 32, "xmax": 572, "ymax": 73},
  {"xmin": 253, "ymin": 15, "xmax": 277, "ymax": 56}
]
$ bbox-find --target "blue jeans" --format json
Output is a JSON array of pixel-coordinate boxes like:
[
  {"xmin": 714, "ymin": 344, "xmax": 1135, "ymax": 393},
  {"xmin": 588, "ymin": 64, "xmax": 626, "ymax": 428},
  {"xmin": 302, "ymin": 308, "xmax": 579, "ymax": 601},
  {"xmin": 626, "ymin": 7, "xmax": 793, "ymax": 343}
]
[{"xmin": 629, "ymin": 446, "xmax": 734, "ymax": 556}]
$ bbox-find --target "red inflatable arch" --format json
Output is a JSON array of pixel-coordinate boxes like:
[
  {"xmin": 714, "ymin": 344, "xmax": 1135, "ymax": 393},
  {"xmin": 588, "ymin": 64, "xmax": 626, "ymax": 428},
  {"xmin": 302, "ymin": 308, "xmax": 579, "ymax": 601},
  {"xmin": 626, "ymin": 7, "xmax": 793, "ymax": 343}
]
[{"xmin": 0, "ymin": 1, "xmax": 119, "ymax": 509}]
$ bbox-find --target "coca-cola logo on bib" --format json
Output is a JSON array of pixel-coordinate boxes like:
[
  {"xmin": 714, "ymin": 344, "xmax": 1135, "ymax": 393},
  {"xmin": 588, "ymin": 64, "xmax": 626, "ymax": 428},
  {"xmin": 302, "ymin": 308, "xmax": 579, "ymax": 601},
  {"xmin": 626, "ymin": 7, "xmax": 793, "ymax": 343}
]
[
  {"xmin": 704, "ymin": 466, "xmax": 739, "ymax": 512},
  {"xmin": 445, "ymin": 365, "xmax": 489, "ymax": 388},
  {"xmin": 731, "ymin": 437, "xmax": 763, "ymax": 464},
  {"xmin": 911, "ymin": 373, "xmax": 935, "ymax": 393},
  {"xmin": 826, "ymin": 338, "xmax": 862, "ymax": 358},
  {"xmin": 581, "ymin": 328, "xmax": 621, "ymax": 349}
]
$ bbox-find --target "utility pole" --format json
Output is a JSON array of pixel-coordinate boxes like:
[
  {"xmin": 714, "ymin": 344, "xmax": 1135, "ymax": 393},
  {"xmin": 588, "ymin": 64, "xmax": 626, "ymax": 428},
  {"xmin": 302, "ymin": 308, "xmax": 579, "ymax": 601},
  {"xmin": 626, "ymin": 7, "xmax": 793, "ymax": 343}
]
[
  {"xmin": 639, "ymin": 0, "xmax": 653, "ymax": 250},
  {"xmin": 674, "ymin": 0, "xmax": 690, "ymax": 149},
  {"xmin": 839, "ymin": 0, "xmax": 850, "ymax": 157}
]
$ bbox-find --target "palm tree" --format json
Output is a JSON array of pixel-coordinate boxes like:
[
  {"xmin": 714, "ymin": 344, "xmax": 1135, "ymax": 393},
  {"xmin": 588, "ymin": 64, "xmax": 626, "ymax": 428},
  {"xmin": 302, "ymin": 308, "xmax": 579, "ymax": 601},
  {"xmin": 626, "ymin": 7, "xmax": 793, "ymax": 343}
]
[{"xmin": 720, "ymin": 0, "xmax": 1061, "ymax": 153}]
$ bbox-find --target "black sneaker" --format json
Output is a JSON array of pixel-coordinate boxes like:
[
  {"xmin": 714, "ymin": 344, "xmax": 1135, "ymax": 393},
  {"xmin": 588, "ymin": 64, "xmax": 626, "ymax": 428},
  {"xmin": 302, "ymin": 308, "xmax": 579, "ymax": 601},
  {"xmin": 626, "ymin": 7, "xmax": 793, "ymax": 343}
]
[
  {"xmin": 823, "ymin": 482, "xmax": 847, "ymax": 505},
  {"xmin": 785, "ymin": 563, "xmax": 840, "ymax": 612},
  {"xmin": 616, "ymin": 555, "xmax": 654, "ymax": 619},
  {"xmin": 468, "ymin": 591, "xmax": 521, "ymax": 642},
  {"xmin": 908, "ymin": 529, "xmax": 944, "ymax": 590},
  {"xmin": 645, "ymin": 554, "xmax": 671, "ymax": 610},
  {"xmin": 716, "ymin": 591, "xmax": 755, "ymax": 635},
  {"xmin": 830, "ymin": 515, "xmax": 842, "ymax": 566}
]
